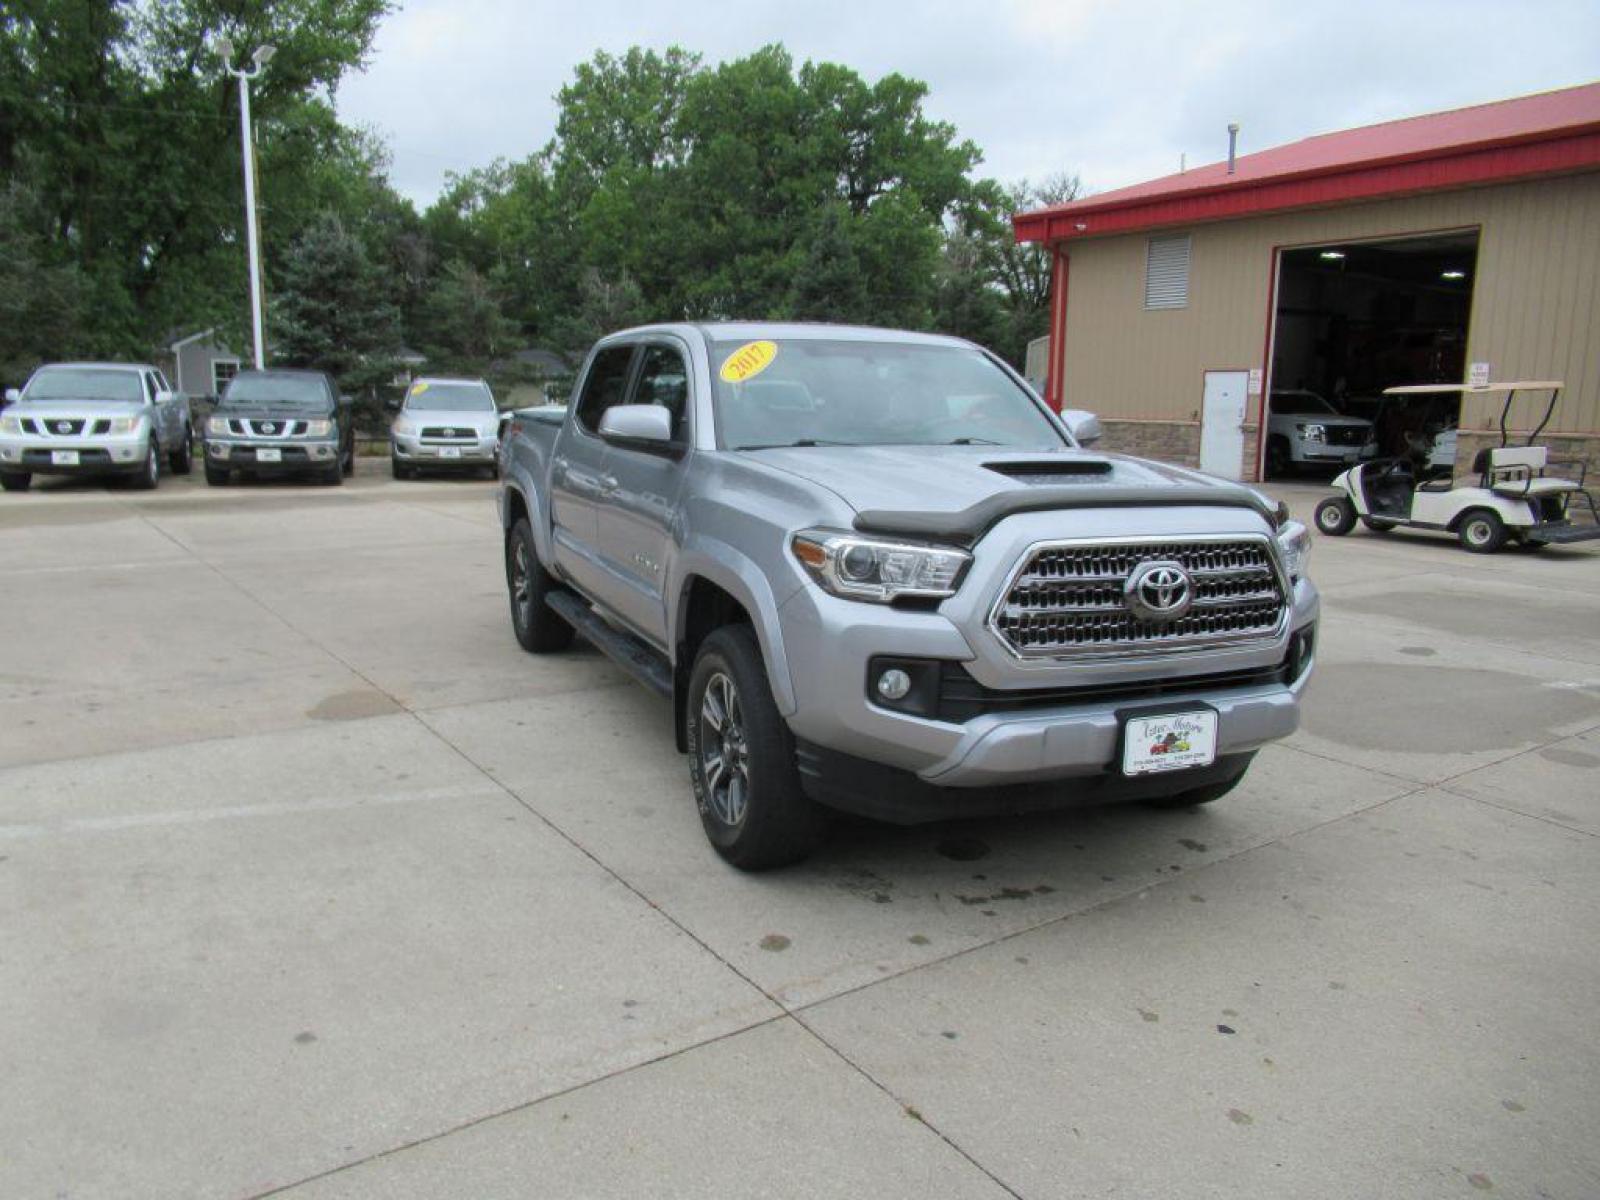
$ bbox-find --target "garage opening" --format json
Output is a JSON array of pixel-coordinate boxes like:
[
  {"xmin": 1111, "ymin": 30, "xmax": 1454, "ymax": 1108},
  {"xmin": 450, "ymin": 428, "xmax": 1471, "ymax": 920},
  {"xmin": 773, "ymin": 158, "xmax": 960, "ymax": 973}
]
[{"xmin": 1264, "ymin": 230, "xmax": 1479, "ymax": 479}]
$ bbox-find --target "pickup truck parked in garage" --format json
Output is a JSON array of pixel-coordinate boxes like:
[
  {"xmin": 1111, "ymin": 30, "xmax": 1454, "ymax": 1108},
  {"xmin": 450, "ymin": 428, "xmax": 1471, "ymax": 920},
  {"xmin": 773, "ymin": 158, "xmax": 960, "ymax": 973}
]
[
  {"xmin": 0, "ymin": 362, "xmax": 193, "ymax": 492},
  {"xmin": 387, "ymin": 376, "xmax": 504, "ymax": 479},
  {"xmin": 1265, "ymin": 389, "xmax": 1375, "ymax": 476},
  {"xmin": 500, "ymin": 324, "xmax": 1318, "ymax": 869},
  {"xmin": 203, "ymin": 369, "xmax": 355, "ymax": 486}
]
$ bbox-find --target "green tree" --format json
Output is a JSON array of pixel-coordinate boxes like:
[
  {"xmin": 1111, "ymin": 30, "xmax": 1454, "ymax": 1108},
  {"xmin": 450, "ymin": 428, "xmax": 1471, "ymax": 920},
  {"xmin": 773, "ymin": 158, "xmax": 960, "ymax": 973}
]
[
  {"xmin": 416, "ymin": 259, "xmax": 515, "ymax": 367},
  {"xmin": 271, "ymin": 211, "xmax": 399, "ymax": 411},
  {"xmin": 0, "ymin": 183, "xmax": 88, "ymax": 387}
]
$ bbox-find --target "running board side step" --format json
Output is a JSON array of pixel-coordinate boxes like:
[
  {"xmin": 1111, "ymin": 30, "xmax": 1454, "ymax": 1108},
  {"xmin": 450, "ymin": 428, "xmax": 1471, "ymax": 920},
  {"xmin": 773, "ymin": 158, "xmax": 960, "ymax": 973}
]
[{"xmin": 546, "ymin": 590, "xmax": 673, "ymax": 698}]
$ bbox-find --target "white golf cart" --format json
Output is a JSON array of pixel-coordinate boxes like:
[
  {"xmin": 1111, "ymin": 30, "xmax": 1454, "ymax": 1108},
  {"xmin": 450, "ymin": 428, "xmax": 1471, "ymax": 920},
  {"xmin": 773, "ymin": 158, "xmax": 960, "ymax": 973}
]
[{"xmin": 1314, "ymin": 380, "xmax": 1600, "ymax": 553}]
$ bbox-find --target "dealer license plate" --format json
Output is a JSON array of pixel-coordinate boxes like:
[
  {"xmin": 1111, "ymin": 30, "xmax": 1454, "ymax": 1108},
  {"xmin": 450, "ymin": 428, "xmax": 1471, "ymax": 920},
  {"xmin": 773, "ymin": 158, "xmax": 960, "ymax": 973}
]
[
  {"xmin": 256, "ymin": 447, "xmax": 281, "ymax": 463},
  {"xmin": 1122, "ymin": 710, "xmax": 1218, "ymax": 776},
  {"xmin": 439, "ymin": 446, "xmax": 461, "ymax": 459},
  {"xmin": 52, "ymin": 450, "xmax": 80, "ymax": 466}
]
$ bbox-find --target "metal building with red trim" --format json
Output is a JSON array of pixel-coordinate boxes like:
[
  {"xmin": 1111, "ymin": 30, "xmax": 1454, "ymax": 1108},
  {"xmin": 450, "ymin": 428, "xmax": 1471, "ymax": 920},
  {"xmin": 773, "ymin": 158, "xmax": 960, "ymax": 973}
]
[{"xmin": 1014, "ymin": 81, "xmax": 1600, "ymax": 482}]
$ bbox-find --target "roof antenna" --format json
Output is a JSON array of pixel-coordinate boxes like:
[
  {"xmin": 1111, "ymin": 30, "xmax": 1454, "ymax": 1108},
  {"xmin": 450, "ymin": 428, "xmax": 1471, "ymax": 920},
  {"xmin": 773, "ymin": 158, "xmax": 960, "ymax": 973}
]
[
  {"xmin": 1180, "ymin": 152, "xmax": 1187, "ymax": 173},
  {"xmin": 1227, "ymin": 123, "xmax": 1240, "ymax": 174}
]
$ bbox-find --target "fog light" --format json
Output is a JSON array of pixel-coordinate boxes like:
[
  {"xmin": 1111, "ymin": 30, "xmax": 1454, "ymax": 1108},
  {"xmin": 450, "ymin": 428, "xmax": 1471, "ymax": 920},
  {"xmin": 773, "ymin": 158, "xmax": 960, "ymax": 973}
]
[
  {"xmin": 876, "ymin": 669, "xmax": 912, "ymax": 701},
  {"xmin": 208, "ymin": 443, "xmax": 225, "ymax": 456}
]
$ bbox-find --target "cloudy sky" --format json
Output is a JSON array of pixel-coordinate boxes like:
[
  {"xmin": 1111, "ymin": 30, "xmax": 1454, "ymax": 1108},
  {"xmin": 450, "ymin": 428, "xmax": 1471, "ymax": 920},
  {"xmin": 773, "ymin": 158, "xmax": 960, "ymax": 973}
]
[{"xmin": 337, "ymin": 0, "xmax": 1600, "ymax": 209}]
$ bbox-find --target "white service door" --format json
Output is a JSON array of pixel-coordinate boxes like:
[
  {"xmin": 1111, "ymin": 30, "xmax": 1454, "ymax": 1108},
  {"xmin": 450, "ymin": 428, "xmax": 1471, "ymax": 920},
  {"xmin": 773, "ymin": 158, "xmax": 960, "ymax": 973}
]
[{"xmin": 1200, "ymin": 370, "xmax": 1249, "ymax": 479}]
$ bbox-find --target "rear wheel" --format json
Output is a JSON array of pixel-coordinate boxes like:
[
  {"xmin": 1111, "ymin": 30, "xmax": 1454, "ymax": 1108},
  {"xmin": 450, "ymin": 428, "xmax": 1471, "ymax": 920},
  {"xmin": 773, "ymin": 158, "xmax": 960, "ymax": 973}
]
[
  {"xmin": 1458, "ymin": 509, "xmax": 1506, "ymax": 554},
  {"xmin": 688, "ymin": 625, "xmax": 824, "ymax": 871},
  {"xmin": 169, "ymin": 429, "xmax": 194, "ymax": 475},
  {"xmin": 506, "ymin": 517, "xmax": 575, "ymax": 653},
  {"xmin": 0, "ymin": 473, "xmax": 30, "ymax": 493},
  {"xmin": 1361, "ymin": 516, "xmax": 1397, "ymax": 532},
  {"xmin": 1315, "ymin": 495, "xmax": 1356, "ymax": 536},
  {"xmin": 342, "ymin": 439, "xmax": 355, "ymax": 476}
]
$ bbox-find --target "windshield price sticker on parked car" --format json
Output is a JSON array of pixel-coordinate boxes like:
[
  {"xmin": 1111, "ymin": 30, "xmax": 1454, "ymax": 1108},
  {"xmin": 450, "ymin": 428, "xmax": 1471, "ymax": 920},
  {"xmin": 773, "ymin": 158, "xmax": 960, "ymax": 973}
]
[
  {"xmin": 719, "ymin": 340, "xmax": 777, "ymax": 383},
  {"xmin": 1122, "ymin": 710, "xmax": 1218, "ymax": 775}
]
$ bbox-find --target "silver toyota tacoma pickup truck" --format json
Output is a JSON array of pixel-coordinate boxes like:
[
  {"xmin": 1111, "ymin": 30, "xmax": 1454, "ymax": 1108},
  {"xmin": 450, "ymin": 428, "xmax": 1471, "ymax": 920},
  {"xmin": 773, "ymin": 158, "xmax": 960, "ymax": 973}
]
[{"xmin": 500, "ymin": 323, "xmax": 1317, "ymax": 869}]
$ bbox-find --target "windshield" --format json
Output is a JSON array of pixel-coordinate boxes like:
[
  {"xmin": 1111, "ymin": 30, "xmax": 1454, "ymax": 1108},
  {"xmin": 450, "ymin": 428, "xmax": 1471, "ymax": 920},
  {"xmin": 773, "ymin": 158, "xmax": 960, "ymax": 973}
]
[
  {"xmin": 24, "ymin": 368, "xmax": 144, "ymax": 403},
  {"xmin": 1272, "ymin": 392, "xmax": 1336, "ymax": 416},
  {"xmin": 404, "ymin": 381, "xmax": 494, "ymax": 413},
  {"xmin": 221, "ymin": 374, "xmax": 328, "ymax": 407},
  {"xmin": 709, "ymin": 338, "xmax": 1065, "ymax": 451}
]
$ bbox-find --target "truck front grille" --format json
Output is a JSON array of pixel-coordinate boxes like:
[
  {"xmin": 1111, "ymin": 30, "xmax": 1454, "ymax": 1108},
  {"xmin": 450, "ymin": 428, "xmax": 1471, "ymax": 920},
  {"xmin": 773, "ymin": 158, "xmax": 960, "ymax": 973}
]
[
  {"xmin": 991, "ymin": 536, "xmax": 1287, "ymax": 659},
  {"xmin": 1325, "ymin": 426, "xmax": 1367, "ymax": 447}
]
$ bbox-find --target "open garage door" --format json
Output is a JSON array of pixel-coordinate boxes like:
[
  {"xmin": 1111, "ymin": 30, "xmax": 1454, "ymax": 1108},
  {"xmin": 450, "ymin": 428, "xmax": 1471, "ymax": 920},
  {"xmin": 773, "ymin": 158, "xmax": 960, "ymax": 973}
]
[{"xmin": 1264, "ymin": 231, "xmax": 1478, "ymax": 479}]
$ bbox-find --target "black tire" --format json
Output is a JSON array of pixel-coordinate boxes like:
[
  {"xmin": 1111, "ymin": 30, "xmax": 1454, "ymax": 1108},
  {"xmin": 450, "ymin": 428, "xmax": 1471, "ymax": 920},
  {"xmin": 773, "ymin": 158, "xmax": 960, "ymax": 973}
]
[
  {"xmin": 1458, "ymin": 508, "xmax": 1506, "ymax": 554},
  {"xmin": 1144, "ymin": 760, "xmax": 1253, "ymax": 809},
  {"xmin": 687, "ymin": 625, "xmax": 824, "ymax": 871},
  {"xmin": 1361, "ymin": 516, "xmax": 1396, "ymax": 532},
  {"xmin": 169, "ymin": 429, "xmax": 194, "ymax": 475},
  {"xmin": 0, "ymin": 473, "xmax": 29, "ymax": 493},
  {"xmin": 342, "ymin": 440, "xmax": 355, "ymax": 476},
  {"xmin": 391, "ymin": 456, "xmax": 411, "ymax": 480},
  {"xmin": 1520, "ymin": 537, "xmax": 1550, "ymax": 551},
  {"xmin": 1265, "ymin": 436, "xmax": 1291, "ymax": 478},
  {"xmin": 1314, "ymin": 495, "xmax": 1356, "ymax": 536},
  {"xmin": 319, "ymin": 459, "xmax": 344, "ymax": 486},
  {"xmin": 133, "ymin": 439, "xmax": 160, "ymax": 490},
  {"xmin": 505, "ymin": 517, "xmax": 575, "ymax": 653},
  {"xmin": 204, "ymin": 463, "xmax": 229, "ymax": 486}
]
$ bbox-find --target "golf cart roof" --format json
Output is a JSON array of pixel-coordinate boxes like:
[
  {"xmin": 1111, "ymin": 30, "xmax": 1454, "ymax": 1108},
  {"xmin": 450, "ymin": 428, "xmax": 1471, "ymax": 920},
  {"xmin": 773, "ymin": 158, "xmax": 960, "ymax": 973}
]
[{"xmin": 1383, "ymin": 381, "xmax": 1564, "ymax": 395}]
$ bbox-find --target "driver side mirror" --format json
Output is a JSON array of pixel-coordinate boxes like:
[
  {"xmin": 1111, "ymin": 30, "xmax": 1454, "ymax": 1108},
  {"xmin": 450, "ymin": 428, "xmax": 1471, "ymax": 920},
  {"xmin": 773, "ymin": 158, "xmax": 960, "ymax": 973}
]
[
  {"xmin": 1062, "ymin": 409, "xmax": 1103, "ymax": 447},
  {"xmin": 598, "ymin": 404, "xmax": 674, "ymax": 447}
]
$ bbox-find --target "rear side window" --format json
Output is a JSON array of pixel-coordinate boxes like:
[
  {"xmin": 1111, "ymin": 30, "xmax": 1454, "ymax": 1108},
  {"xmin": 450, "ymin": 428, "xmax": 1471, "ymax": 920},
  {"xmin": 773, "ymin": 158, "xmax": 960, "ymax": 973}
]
[
  {"xmin": 574, "ymin": 345, "xmax": 636, "ymax": 434},
  {"xmin": 630, "ymin": 345, "xmax": 690, "ymax": 441}
]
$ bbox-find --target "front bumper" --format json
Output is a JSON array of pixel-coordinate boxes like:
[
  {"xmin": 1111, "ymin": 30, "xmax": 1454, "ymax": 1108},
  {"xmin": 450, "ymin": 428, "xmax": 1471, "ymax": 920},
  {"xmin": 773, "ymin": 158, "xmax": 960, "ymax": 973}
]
[
  {"xmin": 392, "ymin": 434, "xmax": 498, "ymax": 466},
  {"xmin": 0, "ymin": 435, "xmax": 148, "ymax": 476},
  {"xmin": 1295, "ymin": 442, "xmax": 1365, "ymax": 464},
  {"xmin": 773, "ymin": 508, "xmax": 1319, "ymax": 808},
  {"xmin": 205, "ymin": 438, "xmax": 338, "ymax": 472}
]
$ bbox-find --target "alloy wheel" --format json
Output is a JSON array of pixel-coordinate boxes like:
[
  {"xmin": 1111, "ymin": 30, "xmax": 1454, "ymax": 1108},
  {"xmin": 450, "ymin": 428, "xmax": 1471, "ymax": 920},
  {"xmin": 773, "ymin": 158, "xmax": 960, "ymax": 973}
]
[{"xmin": 699, "ymin": 671, "xmax": 750, "ymax": 826}]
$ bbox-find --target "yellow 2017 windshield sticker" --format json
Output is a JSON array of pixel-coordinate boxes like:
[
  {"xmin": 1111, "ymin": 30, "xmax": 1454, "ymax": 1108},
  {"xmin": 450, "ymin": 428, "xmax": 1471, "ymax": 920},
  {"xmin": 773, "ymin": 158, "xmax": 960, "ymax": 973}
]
[
  {"xmin": 410, "ymin": 381, "xmax": 429, "ymax": 395},
  {"xmin": 719, "ymin": 340, "xmax": 777, "ymax": 383}
]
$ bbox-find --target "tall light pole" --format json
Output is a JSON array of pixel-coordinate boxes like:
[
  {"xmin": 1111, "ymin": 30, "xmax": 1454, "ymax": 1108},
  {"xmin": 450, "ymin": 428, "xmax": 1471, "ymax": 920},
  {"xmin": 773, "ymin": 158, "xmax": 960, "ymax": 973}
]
[{"xmin": 216, "ymin": 38, "xmax": 276, "ymax": 370}]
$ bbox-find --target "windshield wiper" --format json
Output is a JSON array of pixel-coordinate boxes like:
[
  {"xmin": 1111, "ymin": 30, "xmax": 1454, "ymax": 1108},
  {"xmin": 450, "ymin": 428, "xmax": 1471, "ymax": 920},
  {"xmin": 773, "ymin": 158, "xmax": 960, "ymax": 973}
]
[
  {"xmin": 945, "ymin": 436, "xmax": 1003, "ymax": 445},
  {"xmin": 735, "ymin": 438, "xmax": 849, "ymax": 450}
]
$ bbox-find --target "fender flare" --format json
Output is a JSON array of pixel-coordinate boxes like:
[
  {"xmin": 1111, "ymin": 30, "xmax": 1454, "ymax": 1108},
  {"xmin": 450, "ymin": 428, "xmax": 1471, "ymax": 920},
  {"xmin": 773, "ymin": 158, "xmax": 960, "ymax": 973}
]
[
  {"xmin": 669, "ymin": 537, "xmax": 799, "ymax": 717},
  {"xmin": 499, "ymin": 478, "xmax": 556, "ymax": 565}
]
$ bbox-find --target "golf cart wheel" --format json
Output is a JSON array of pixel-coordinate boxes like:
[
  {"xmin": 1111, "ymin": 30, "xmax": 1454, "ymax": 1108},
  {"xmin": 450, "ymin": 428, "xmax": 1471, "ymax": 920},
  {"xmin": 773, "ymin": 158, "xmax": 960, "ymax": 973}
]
[
  {"xmin": 1361, "ymin": 517, "xmax": 1397, "ymax": 532},
  {"xmin": 687, "ymin": 625, "xmax": 824, "ymax": 871},
  {"xmin": 1458, "ymin": 509, "xmax": 1506, "ymax": 554},
  {"xmin": 1314, "ymin": 496, "xmax": 1356, "ymax": 536}
]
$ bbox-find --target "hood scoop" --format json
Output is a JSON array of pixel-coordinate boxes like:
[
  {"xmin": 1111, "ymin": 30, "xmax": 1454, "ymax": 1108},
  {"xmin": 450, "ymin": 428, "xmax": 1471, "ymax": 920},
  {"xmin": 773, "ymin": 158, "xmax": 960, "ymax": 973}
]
[{"xmin": 985, "ymin": 459, "xmax": 1114, "ymax": 486}]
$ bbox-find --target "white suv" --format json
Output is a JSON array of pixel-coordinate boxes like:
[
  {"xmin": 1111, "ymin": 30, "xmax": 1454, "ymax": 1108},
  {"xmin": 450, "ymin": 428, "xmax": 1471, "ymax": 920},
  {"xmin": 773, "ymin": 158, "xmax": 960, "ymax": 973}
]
[{"xmin": 1265, "ymin": 389, "xmax": 1373, "ymax": 476}]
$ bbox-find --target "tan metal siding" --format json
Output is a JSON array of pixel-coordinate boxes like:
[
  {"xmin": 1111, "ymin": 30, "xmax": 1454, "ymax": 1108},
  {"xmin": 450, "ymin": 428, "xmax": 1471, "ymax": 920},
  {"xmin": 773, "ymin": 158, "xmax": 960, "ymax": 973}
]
[{"xmin": 1057, "ymin": 172, "xmax": 1600, "ymax": 437}]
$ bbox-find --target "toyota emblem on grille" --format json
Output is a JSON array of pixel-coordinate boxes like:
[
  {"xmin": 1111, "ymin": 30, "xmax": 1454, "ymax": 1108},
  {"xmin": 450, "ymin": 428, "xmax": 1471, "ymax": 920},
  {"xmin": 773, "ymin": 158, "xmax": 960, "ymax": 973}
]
[{"xmin": 1125, "ymin": 560, "xmax": 1194, "ymax": 622}]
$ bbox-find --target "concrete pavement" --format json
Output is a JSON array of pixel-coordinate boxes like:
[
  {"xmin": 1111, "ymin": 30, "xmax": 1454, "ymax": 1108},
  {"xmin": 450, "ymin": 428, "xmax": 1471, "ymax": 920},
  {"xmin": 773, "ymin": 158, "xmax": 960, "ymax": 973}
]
[{"xmin": 2, "ymin": 469, "xmax": 1597, "ymax": 1198}]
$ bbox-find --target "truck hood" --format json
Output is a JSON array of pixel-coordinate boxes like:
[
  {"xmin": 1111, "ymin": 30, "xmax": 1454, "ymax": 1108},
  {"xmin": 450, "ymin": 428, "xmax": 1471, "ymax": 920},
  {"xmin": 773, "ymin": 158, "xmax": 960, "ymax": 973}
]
[
  {"xmin": 739, "ymin": 445, "xmax": 1276, "ymax": 545},
  {"xmin": 11, "ymin": 400, "xmax": 149, "ymax": 422},
  {"xmin": 1273, "ymin": 413, "xmax": 1372, "ymax": 429},
  {"xmin": 214, "ymin": 404, "xmax": 334, "ymax": 421}
]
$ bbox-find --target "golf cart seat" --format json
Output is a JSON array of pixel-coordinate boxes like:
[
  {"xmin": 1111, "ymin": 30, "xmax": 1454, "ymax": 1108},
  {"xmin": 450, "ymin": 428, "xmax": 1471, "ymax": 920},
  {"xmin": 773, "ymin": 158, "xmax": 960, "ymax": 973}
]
[{"xmin": 1473, "ymin": 445, "xmax": 1584, "ymax": 497}]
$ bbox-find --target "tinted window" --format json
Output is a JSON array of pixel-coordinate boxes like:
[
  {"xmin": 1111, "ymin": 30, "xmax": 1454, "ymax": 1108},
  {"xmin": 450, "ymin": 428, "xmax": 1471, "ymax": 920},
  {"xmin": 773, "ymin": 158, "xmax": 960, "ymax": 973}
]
[
  {"xmin": 23, "ymin": 368, "xmax": 144, "ymax": 403},
  {"xmin": 221, "ymin": 374, "xmax": 329, "ymax": 407},
  {"xmin": 574, "ymin": 345, "xmax": 636, "ymax": 434},
  {"xmin": 708, "ymin": 338, "xmax": 1064, "ymax": 451},
  {"xmin": 630, "ymin": 345, "xmax": 689, "ymax": 440}
]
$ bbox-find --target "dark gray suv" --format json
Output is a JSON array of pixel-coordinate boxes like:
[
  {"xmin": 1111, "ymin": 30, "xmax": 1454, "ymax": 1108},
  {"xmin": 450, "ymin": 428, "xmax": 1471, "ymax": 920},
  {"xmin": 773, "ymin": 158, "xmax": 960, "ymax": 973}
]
[{"xmin": 203, "ymin": 370, "xmax": 356, "ymax": 486}]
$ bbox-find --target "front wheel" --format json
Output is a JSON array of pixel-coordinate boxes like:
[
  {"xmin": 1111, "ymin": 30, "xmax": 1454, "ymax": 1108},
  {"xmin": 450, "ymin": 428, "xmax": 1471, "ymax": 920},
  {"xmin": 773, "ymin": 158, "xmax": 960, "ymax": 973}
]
[
  {"xmin": 204, "ymin": 463, "xmax": 229, "ymax": 486},
  {"xmin": 1315, "ymin": 495, "xmax": 1356, "ymax": 536},
  {"xmin": 169, "ymin": 429, "xmax": 194, "ymax": 475},
  {"xmin": 0, "ymin": 473, "xmax": 30, "ymax": 493},
  {"xmin": 133, "ymin": 439, "xmax": 160, "ymax": 490},
  {"xmin": 1458, "ymin": 509, "xmax": 1506, "ymax": 554},
  {"xmin": 687, "ymin": 625, "xmax": 824, "ymax": 871},
  {"xmin": 506, "ymin": 518, "xmax": 575, "ymax": 653},
  {"xmin": 1265, "ymin": 436, "xmax": 1291, "ymax": 478},
  {"xmin": 1144, "ymin": 759, "xmax": 1253, "ymax": 809}
]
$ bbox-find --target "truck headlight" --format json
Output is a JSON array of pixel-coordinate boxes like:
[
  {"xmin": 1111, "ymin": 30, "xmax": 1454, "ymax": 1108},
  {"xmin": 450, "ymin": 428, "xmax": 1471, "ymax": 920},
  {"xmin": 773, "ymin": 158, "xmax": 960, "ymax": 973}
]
[
  {"xmin": 303, "ymin": 419, "xmax": 332, "ymax": 437},
  {"xmin": 1298, "ymin": 423, "xmax": 1326, "ymax": 443},
  {"xmin": 0, "ymin": 416, "xmax": 21, "ymax": 435},
  {"xmin": 205, "ymin": 415, "xmax": 229, "ymax": 436},
  {"xmin": 1276, "ymin": 520, "xmax": 1311, "ymax": 582},
  {"xmin": 791, "ymin": 530, "xmax": 970, "ymax": 603},
  {"xmin": 107, "ymin": 416, "xmax": 142, "ymax": 434},
  {"xmin": 392, "ymin": 417, "xmax": 415, "ymax": 436}
]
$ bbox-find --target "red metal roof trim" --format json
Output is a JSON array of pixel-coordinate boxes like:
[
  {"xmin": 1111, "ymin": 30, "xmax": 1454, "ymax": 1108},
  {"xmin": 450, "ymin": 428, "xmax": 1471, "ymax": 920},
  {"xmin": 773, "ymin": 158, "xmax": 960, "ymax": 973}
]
[{"xmin": 1015, "ymin": 82, "xmax": 1600, "ymax": 244}]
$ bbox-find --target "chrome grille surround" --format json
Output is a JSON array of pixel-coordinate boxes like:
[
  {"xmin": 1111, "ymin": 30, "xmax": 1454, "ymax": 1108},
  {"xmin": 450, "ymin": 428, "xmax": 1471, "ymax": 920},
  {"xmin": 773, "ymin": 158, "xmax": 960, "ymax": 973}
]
[{"xmin": 988, "ymin": 534, "xmax": 1289, "ymax": 660}]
